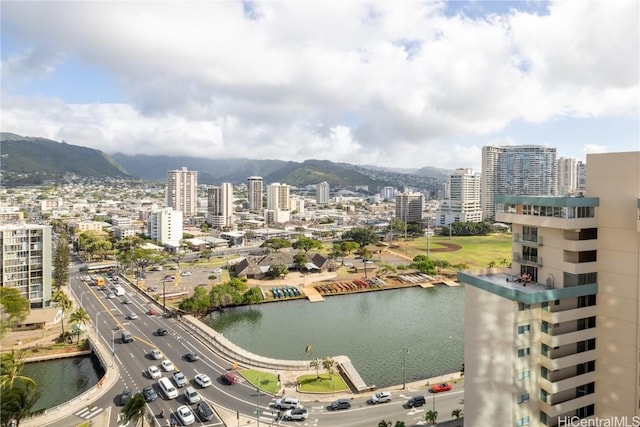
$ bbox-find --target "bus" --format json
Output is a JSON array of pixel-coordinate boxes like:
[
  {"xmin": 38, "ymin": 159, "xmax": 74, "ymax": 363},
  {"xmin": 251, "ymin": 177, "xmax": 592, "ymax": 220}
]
[
  {"xmin": 94, "ymin": 276, "xmax": 106, "ymax": 287},
  {"xmin": 114, "ymin": 285, "xmax": 125, "ymax": 296}
]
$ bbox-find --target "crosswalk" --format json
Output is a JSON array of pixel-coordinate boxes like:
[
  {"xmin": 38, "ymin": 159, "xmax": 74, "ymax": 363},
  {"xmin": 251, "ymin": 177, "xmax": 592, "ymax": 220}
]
[{"xmin": 74, "ymin": 405, "xmax": 104, "ymax": 420}]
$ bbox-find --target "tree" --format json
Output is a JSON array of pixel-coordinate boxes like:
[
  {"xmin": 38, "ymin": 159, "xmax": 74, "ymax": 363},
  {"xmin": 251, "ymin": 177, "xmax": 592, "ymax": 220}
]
[
  {"xmin": 242, "ymin": 287, "xmax": 263, "ymax": 305},
  {"xmin": 0, "ymin": 351, "xmax": 35, "ymax": 389},
  {"xmin": 0, "ymin": 288, "xmax": 30, "ymax": 339},
  {"xmin": 52, "ymin": 290, "xmax": 73, "ymax": 339},
  {"xmin": 322, "ymin": 357, "xmax": 335, "ymax": 378},
  {"xmin": 452, "ymin": 408, "xmax": 463, "ymax": 419},
  {"xmin": 267, "ymin": 264, "xmax": 289, "ymax": 279},
  {"xmin": 261, "ymin": 238, "xmax": 292, "ymax": 252},
  {"xmin": 340, "ymin": 241, "xmax": 360, "ymax": 256},
  {"xmin": 1, "ymin": 380, "xmax": 42, "ymax": 426},
  {"xmin": 410, "ymin": 255, "xmax": 438, "ymax": 275},
  {"xmin": 292, "ymin": 236, "xmax": 322, "ymax": 254},
  {"xmin": 69, "ymin": 307, "xmax": 90, "ymax": 342},
  {"xmin": 304, "ymin": 344, "xmax": 313, "ymax": 358},
  {"xmin": 52, "ymin": 230, "xmax": 70, "ymax": 289},
  {"xmin": 293, "ymin": 253, "xmax": 308, "ymax": 271},
  {"xmin": 357, "ymin": 247, "xmax": 374, "ymax": 278},
  {"xmin": 341, "ymin": 227, "xmax": 380, "ymax": 247},
  {"xmin": 172, "ymin": 240, "xmax": 190, "ymax": 267},
  {"xmin": 309, "ymin": 357, "xmax": 322, "ymax": 379},
  {"xmin": 425, "ymin": 410, "xmax": 438, "ymax": 425},
  {"xmin": 120, "ymin": 392, "xmax": 147, "ymax": 427}
]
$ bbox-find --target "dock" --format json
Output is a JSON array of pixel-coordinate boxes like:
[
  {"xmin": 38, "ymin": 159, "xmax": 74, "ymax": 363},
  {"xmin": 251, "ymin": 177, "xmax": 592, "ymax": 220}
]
[
  {"xmin": 442, "ymin": 280, "xmax": 460, "ymax": 287},
  {"xmin": 303, "ymin": 285, "xmax": 325, "ymax": 302},
  {"xmin": 334, "ymin": 355, "xmax": 373, "ymax": 393}
]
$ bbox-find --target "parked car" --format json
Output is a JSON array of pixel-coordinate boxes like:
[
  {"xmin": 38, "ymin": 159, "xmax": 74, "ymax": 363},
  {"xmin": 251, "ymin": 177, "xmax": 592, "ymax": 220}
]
[
  {"xmin": 181, "ymin": 271, "xmax": 192, "ymax": 277},
  {"xmin": 120, "ymin": 388, "xmax": 132, "ymax": 406},
  {"xmin": 147, "ymin": 365, "xmax": 161, "ymax": 379},
  {"xmin": 405, "ymin": 395, "xmax": 426, "ymax": 408},
  {"xmin": 176, "ymin": 405, "xmax": 195, "ymax": 425},
  {"xmin": 430, "ymin": 383, "xmax": 452, "ymax": 393},
  {"xmin": 195, "ymin": 401, "xmax": 214, "ymax": 421},
  {"xmin": 213, "ymin": 268, "xmax": 223, "ymax": 273},
  {"xmin": 184, "ymin": 386, "xmax": 201, "ymax": 404},
  {"xmin": 184, "ymin": 352, "xmax": 199, "ymax": 362},
  {"xmin": 149, "ymin": 349, "xmax": 163, "ymax": 360},
  {"xmin": 157, "ymin": 328, "xmax": 169, "ymax": 336},
  {"xmin": 329, "ymin": 398, "xmax": 351, "ymax": 410},
  {"xmin": 274, "ymin": 397, "xmax": 300, "ymax": 410},
  {"xmin": 220, "ymin": 372, "xmax": 236, "ymax": 385},
  {"xmin": 173, "ymin": 371, "xmax": 188, "ymax": 388},
  {"xmin": 194, "ymin": 373, "xmax": 212, "ymax": 388},
  {"xmin": 142, "ymin": 385, "xmax": 157, "ymax": 402},
  {"xmin": 283, "ymin": 407, "xmax": 308, "ymax": 421},
  {"xmin": 370, "ymin": 391, "xmax": 392, "ymax": 404},
  {"xmin": 161, "ymin": 359, "xmax": 175, "ymax": 372}
]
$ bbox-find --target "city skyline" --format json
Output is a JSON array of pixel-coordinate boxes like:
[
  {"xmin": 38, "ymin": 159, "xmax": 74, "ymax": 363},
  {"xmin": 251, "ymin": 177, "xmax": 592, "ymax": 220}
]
[{"xmin": 1, "ymin": 1, "xmax": 638, "ymax": 171}]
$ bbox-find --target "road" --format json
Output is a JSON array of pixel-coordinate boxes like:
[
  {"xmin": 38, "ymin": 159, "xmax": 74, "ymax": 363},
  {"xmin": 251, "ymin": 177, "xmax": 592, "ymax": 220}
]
[{"xmin": 62, "ymin": 258, "xmax": 464, "ymax": 427}]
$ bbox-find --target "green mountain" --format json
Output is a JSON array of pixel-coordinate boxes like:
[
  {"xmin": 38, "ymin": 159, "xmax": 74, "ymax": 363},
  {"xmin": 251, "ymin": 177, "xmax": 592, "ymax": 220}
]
[{"xmin": 0, "ymin": 133, "xmax": 130, "ymax": 185}]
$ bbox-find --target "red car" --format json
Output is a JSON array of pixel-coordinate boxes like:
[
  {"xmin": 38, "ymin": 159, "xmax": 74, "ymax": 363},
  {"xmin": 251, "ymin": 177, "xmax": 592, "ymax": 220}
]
[
  {"xmin": 221, "ymin": 372, "xmax": 236, "ymax": 385},
  {"xmin": 430, "ymin": 383, "xmax": 452, "ymax": 393}
]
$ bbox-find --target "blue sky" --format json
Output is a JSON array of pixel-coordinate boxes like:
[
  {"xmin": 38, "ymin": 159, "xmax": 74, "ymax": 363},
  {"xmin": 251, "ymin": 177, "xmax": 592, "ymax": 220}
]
[{"xmin": 1, "ymin": 0, "xmax": 638, "ymax": 170}]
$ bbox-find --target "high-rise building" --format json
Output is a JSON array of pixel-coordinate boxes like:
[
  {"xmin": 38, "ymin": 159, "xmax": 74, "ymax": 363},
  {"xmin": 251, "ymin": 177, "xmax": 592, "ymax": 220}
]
[
  {"xmin": 266, "ymin": 183, "xmax": 290, "ymax": 211},
  {"xmin": 437, "ymin": 168, "xmax": 482, "ymax": 226},
  {"xmin": 395, "ymin": 192, "xmax": 424, "ymax": 223},
  {"xmin": 381, "ymin": 187, "xmax": 396, "ymax": 201},
  {"xmin": 481, "ymin": 145, "xmax": 557, "ymax": 221},
  {"xmin": 459, "ymin": 151, "xmax": 640, "ymax": 426},
  {"xmin": 0, "ymin": 224, "xmax": 52, "ymax": 308},
  {"xmin": 557, "ymin": 157, "xmax": 578, "ymax": 195},
  {"xmin": 166, "ymin": 167, "xmax": 197, "ymax": 217},
  {"xmin": 577, "ymin": 161, "xmax": 587, "ymax": 192},
  {"xmin": 207, "ymin": 183, "xmax": 234, "ymax": 229},
  {"xmin": 147, "ymin": 208, "xmax": 183, "ymax": 247},
  {"xmin": 247, "ymin": 176, "xmax": 263, "ymax": 211},
  {"xmin": 316, "ymin": 181, "xmax": 330, "ymax": 206},
  {"xmin": 289, "ymin": 195, "xmax": 305, "ymax": 215}
]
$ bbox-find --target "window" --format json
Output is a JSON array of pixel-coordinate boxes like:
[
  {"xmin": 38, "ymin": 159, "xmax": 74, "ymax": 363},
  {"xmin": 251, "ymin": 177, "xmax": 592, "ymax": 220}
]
[
  {"xmin": 517, "ymin": 370, "xmax": 530, "ymax": 381},
  {"xmin": 516, "ymin": 416, "xmax": 530, "ymax": 426},
  {"xmin": 518, "ymin": 325, "xmax": 531, "ymax": 334},
  {"xmin": 518, "ymin": 348, "xmax": 531, "ymax": 357},
  {"xmin": 517, "ymin": 393, "xmax": 530, "ymax": 404},
  {"xmin": 518, "ymin": 302, "xmax": 530, "ymax": 311}
]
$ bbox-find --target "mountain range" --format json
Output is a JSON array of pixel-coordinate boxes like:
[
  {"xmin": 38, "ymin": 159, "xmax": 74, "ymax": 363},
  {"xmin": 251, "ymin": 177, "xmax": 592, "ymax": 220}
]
[{"xmin": 1, "ymin": 133, "xmax": 451, "ymax": 190}]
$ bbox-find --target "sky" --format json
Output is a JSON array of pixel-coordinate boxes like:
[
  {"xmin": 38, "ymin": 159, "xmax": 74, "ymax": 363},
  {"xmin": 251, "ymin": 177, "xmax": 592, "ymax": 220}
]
[{"xmin": 1, "ymin": 0, "xmax": 638, "ymax": 171}]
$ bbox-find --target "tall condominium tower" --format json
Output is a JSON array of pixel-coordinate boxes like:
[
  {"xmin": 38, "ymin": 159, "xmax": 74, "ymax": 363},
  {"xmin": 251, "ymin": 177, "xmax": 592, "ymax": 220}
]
[
  {"xmin": 557, "ymin": 157, "xmax": 579, "ymax": 195},
  {"xmin": 481, "ymin": 145, "xmax": 557, "ymax": 221},
  {"xmin": 0, "ymin": 224, "xmax": 52, "ymax": 308},
  {"xmin": 395, "ymin": 192, "xmax": 424, "ymax": 223},
  {"xmin": 577, "ymin": 161, "xmax": 587, "ymax": 192},
  {"xmin": 437, "ymin": 168, "xmax": 482, "ymax": 226},
  {"xmin": 316, "ymin": 181, "xmax": 330, "ymax": 206},
  {"xmin": 207, "ymin": 183, "xmax": 234, "ymax": 229},
  {"xmin": 166, "ymin": 167, "xmax": 197, "ymax": 217},
  {"xmin": 266, "ymin": 183, "xmax": 290, "ymax": 211},
  {"xmin": 247, "ymin": 176, "xmax": 263, "ymax": 211},
  {"xmin": 459, "ymin": 151, "xmax": 640, "ymax": 426},
  {"xmin": 147, "ymin": 208, "xmax": 183, "ymax": 247}
]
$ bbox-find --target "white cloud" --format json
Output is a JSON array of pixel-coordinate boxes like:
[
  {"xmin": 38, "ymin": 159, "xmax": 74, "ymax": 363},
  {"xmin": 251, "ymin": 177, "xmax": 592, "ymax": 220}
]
[{"xmin": 0, "ymin": 0, "xmax": 637, "ymax": 169}]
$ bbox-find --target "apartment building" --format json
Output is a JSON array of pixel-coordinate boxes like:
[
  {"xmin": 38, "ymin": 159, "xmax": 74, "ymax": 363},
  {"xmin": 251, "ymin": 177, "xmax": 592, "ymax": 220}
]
[
  {"xmin": 481, "ymin": 145, "xmax": 558, "ymax": 221},
  {"xmin": 0, "ymin": 223, "xmax": 52, "ymax": 308},
  {"xmin": 316, "ymin": 181, "xmax": 330, "ymax": 206},
  {"xmin": 557, "ymin": 157, "xmax": 579, "ymax": 196},
  {"xmin": 207, "ymin": 183, "xmax": 234, "ymax": 229},
  {"xmin": 395, "ymin": 192, "xmax": 424, "ymax": 223},
  {"xmin": 166, "ymin": 167, "xmax": 197, "ymax": 217},
  {"xmin": 247, "ymin": 176, "xmax": 263, "ymax": 211},
  {"xmin": 459, "ymin": 151, "xmax": 640, "ymax": 426},
  {"xmin": 147, "ymin": 207, "xmax": 183, "ymax": 247},
  {"xmin": 437, "ymin": 168, "xmax": 482, "ymax": 226}
]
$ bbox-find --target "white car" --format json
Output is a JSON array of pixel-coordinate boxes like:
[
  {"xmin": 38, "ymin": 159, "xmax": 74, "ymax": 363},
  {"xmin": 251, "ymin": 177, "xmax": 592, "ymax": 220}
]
[
  {"xmin": 184, "ymin": 386, "xmax": 201, "ymax": 404},
  {"xmin": 283, "ymin": 407, "xmax": 308, "ymax": 421},
  {"xmin": 181, "ymin": 271, "xmax": 192, "ymax": 276},
  {"xmin": 149, "ymin": 349, "xmax": 163, "ymax": 360},
  {"xmin": 107, "ymin": 293, "xmax": 116, "ymax": 299},
  {"xmin": 370, "ymin": 391, "xmax": 392, "ymax": 404},
  {"xmin": 194, "ymin": 373, "xmax": 212, "ymax": 388},
  {"xmin": 176, "ymin": 405, "xmax": 195, "ymax": 425},
  {"xmin": 275, "ymin": 397, "xmax": 300, "ymax": 410},
  {"xmin": 128, "ymin": 313, "xmax": 138, "ymax": 320},
  {"xmin": 161, "ymin": 359, "xmax": 175, "ymax": 372},
  {"xmin": 213, "ymin": 268, "xmax": 223, "ymax": 273},
  {"xmin": 147, "ymin": 365, "xmax": 161, "ymax": 379}
]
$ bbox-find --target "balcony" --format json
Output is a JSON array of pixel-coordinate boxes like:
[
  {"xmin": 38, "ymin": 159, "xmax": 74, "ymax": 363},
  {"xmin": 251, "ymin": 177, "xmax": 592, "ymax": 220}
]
[
  {"xmin": 540, "ymin": 372, "xmax": 596, "ymax": 395},
  {"xmin": 541, "ymin": 328, "xmax": 596, "ymax": 348},
  {"xmin": 540, "ymin": 349, "xmax": 597, "ymax": 371},
  {"xmin": 513, "ymin": 253, "xmax": 543, "ymax": 267},
  {"xmin": 540, "ymin": 306, "xmax": 597, "ymax": 324},
  {"xmin": 514, "ymin": 233, "xmax": 544, "ymax": 247},
  {"xmin": 540, "ymin": 393, "xmax": 596, "ymax": 418}
]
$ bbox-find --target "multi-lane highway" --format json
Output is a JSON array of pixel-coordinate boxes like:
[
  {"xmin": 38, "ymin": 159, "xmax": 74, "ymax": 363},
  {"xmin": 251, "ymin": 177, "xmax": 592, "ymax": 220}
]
[{"xmin": 64, "ymin": 263, "xmax": 464, "ymax": 427}]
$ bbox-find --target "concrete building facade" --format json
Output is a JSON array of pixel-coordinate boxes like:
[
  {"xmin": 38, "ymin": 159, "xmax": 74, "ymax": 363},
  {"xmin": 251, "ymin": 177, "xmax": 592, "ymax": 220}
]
[
  {"xmin": 557, "ymin": 157, "xmax": 579, "ymax": 196},
  {"xmin": 147, "ymin": 208, "xmax": 183, "ymax": 247},
  {"xmin": 316, "ymin": 181, "xmax": 330, "ymax": 206},
  {"xmin": 166, "ymin": 167, "xmax": 197, "ymax": 217},
  {"xmin": 395, "ymin": 192, "xmax": 424, "ymax": 223},
  {"xmin": 207, "ymin": 183, "xmax": 234, "ymax": 229},
  {"xmin": 437, "ymin": 168, "xmax": 482, "ymax": 226},
  {"xmin": 247, "ymin": 176, "xmax": 263, "ymax": 211}
]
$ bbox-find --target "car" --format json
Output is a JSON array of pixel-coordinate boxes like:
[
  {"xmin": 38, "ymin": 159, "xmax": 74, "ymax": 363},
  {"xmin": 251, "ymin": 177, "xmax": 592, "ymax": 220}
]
[
  {"xmin": 107, "ymin": 293, "xmax": 116, "ymax": 299},
  {"xmin": 283, "ymin": 407, "xmax": 308, "ymax": 421},
  {"xmin": 274, "ymin": 397, "xmax": 300, "ymax": 410},
  {"xmin": 122, "ymin": 298, "xmax": 132, "ymax": 304},
  {"xmin": 405, "ymin": 395, "xmax": 426, "ymax": 408},
  {"xmin": 128, "ymin": 313, "xmax": 138, "ymax": 320},
  {"xmin": 163, "ymin": 275, "xmax": 175, "ymax": 281},
  {"xmin": 161, "ymin": 359, "xmax": 175, "ymax": 372},
  {"xmin": 169, "ymin": 265, "xmax": 178, "ymax": 270},
  {"xmin": 157, "ymin": 328, "xmax": 169, "ymax": 336},
  {"xmin": 370, "ymin": 391, "xmax": 392, "ymax": 404},
  {"xmin": 220, "ymin": 372, "xmax": 236, "ymax": 385},
  {"xmin": 184, "ymin": 352, "xmax": 199, "ymax": 362},
  {"xmin": 147, "ymin": 365, "xmax": 161, "ymax": 379},
  {"xmin": 194, "ymin": 373, "xmax": 212, "ymax": 388},
  {"xmin": 172, "ymin": 371, "xmax": 188, "ymax": 388},
  {"xmin": 150, "ymin": 286, "xmax": 159, "ymax": 292},
  {"xmin": 149, "ymin": 349, "xmax": 163, "ymax": 360},
  {"xmin": 142, "ymin": 385, "xmax": 158, "ymax": 402},
  {"xmin": 176, "ymin": 405, "xmax": 195, "ymax": 425},
  {"xmin": 181, "ymin": 271, "xmax": 192, "ymax": 277},
  {"xmin": 184, "ymin": 386, "xmax": 201, "ymax": 404},
  {"xmin": 329, "ymin": 398, "xmax": 351, "ymax": 410},
  {"xmin": 430, "ymin": 383, "xmax": 452, "ymax": 393},
  {"xmin": 120, "ymin": 388, "xmax": 132, "ymax": 406},
  {"xmin": 213, "ymin": 268, "xmax": 223, "ymax": 273},
  {"xmin": 195, "ymin": 401, "xmax": 214, "ymax": 421}
]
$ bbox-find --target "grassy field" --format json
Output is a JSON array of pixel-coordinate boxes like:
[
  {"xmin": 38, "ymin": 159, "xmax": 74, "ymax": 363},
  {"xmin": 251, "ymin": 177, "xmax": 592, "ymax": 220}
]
[{"xmin": 388, "ymin": 233, "xmax": 513, "ymax": 269}]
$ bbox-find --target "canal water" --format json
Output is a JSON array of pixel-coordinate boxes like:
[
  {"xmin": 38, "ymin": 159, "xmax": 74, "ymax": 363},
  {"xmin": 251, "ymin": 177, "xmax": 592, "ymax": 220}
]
[
  {"xmin": 22, "ymin": 354, "xmax": 104, "ymax": 412},
  {"xmin": 205, "ymin": 285, "xmax": 464, "ymax": 388}
]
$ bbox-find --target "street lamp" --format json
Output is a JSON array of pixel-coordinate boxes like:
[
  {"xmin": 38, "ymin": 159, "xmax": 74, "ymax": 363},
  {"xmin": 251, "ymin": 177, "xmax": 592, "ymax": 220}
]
[
  {"xmin": 111, "ymin": 329, "xmax": 116, "ymax": 368},
  {"xmin": 256, "ymin": 378, "xmax": 261, "ymax": 427},
  {"xmin": 80, "ymin": 291, "xmax": 89, "ymax": 307},
  {"xmin": 95, "ymin": 310, "xmax": 107, "ymax": 331},
  {"xmin": 162, "ymin": 279, "xmax": 168, "ymax": 314},
  {"xmin": 402, "ymin": 348, "xmax": 409, "ymax": 389}
]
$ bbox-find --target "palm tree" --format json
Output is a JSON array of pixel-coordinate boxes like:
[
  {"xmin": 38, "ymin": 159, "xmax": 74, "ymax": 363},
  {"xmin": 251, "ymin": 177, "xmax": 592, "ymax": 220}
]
[
  {"xmin": 52, "ymin": 290, "xmax": 73, "ymax": 339},
  {"xmin": 378, "ymin": 422, "xmax": 392, "ymax": 427},
  {"xmin": 394, "ymin": 422, "xmax": 406, "ymax": 427},
  {"xmin": 1, "ymin": 380, "xmax": 42, "ymax": 426},
  {"xmin": 304, "ymin": 344, "xmax": 313, "ymax": 358},
  {"xmin": 322, "ymin": 357, "xmax": 335, "ymax": 378},
  {"xmin": 69, "ymin": 307, "xmax": 90, "ymax": 343},
  {"xmin": 0, "ymin": 351, "xmax": 35, "ymax": 389},
  {"xmin": 425, "ymin": 409, "xmax": 438, "ymax": 425},
  {"xmin": 120, "ymin": 392, "xmax": 147, "ymax": 426},
  {"xmin": 452, "ymin": 408, "xmax": 463, "ymax": 418},
  {"xmin": 309, "ymin": 357, "xmax": 322, "ymax": 379}
]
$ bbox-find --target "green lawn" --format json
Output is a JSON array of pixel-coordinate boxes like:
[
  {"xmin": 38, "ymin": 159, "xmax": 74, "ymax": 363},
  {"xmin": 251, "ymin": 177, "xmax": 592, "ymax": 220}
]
[
  {"xmin": 296, "ymin": 373, "xmax": 349, "ymax": 393},
  {"xmin": 239, "ymin": 369, "xmax": 280, "ymax": 394}
]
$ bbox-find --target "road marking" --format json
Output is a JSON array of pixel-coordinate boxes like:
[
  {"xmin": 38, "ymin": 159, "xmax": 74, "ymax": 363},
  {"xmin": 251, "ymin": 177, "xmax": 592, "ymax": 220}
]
[{"xmin": 75, "ymin": 406, "xmax": 104, "ymax": 419}]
